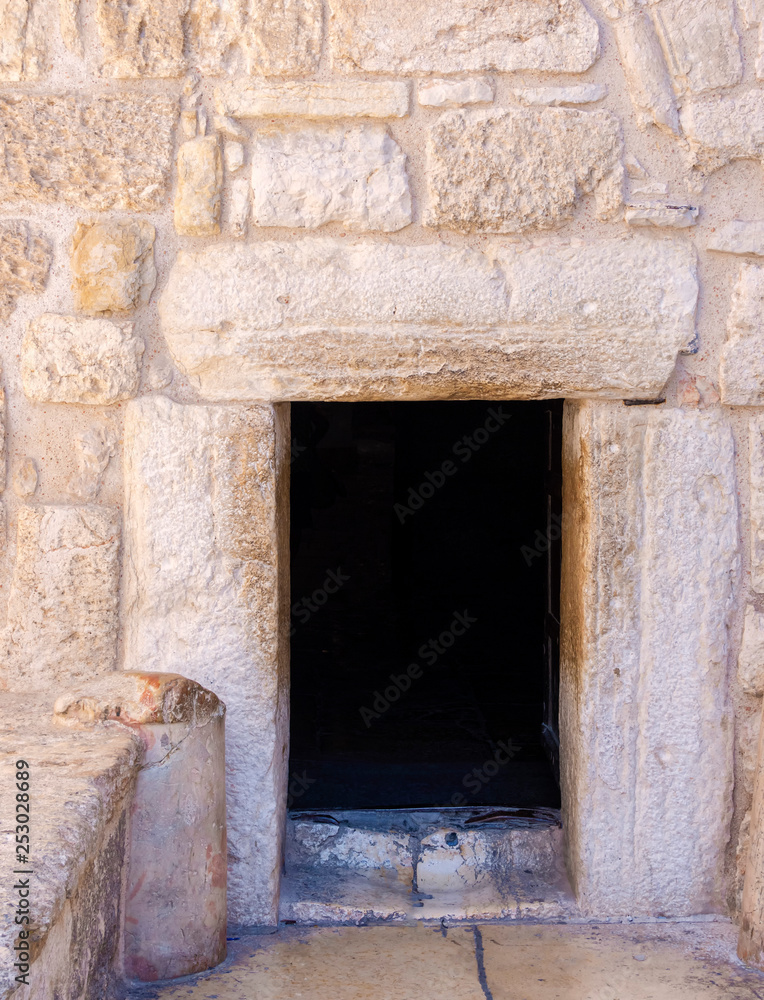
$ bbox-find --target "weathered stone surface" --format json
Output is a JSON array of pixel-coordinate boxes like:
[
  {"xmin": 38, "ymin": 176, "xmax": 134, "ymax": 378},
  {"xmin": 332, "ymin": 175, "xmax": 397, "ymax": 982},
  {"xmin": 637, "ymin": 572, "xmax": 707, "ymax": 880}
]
[
  {"xmin": 60, "ymin": 0, "xmax": 82, "ymax": 56},
  {"xmin": 96, "ymin": 0, "xmax": 185, "ymax": 78},
  {"xmin": 561, "ymin": 402, "xmax": 737, "ymax": 916},
  {"xmin": 13, "ymin": 456, "xmax": 37, "ymax": 498},
  {"xmin": 418, "ymin": 78, "xmax": 493, "ymax": 108},
  {"xmin": 610, "ymin": 11, "xmax": 679, "ymax": 133},
  {"xmin": 216, "ymin": 80, "xmax": 410, "ymax": 119},
  {"xmin": 327, "ymin": 0, "xmax": 600, "ymax": 74},
  {"xmin": 680, "ymin": 92, "xmax": 764, "ymax": 177},
  {"xmin": 720, "ymin": 265, "xmax": 764, "ymax": 406},
  {"xmin": 0, "ymin": 694, "xmax": 142, "ymax": 999},
  {"xmin": 229, "ymin": 174, "xmax": 250, "ymax": 238},
  {"xmin": 0, "ymin": 95, "xmax": 176, "ymax": 210},
  {"xmin": 251, "ymin": 125, "xmax": 411, "ymax": 232},
  {"xmin": 159, "ymin": 237, "xmax": 696, "ymax": 402},
  {"xmin": 1, "ymin": 505, "xmax": 121, "ymax": 690},
  {"xmin": 0, "ymin": 0, "xmax": 45, "ymax": 80},
  {"xmin": 67, "ymin": 426, "xmax": 117, "ymax": 501},
  {"xmin": 224, "ymin": 141, "xmax": 245, "ymax": 173},
  {"xmin": 625, "ymin": 202, "xmax": 698, "ymax": 227},
  {"xmin": 739, "ymin": 689, "xmax": 764, "ymax": 965},
  {"xmin": 512, "ymin": 84, "xmax": 607, "ymax": 106},
  {"xmin": 175, "ymin": 137, "xmax": 223, "ymax": 237},
  {"xmin": 71, "ymin": 220, "xmax": 156, "ymax": 314},
  {"xmin": 749, "ymin": 415, "xmax": 764, "ymax": 594},
  {"xmin": 425, "ymin": 108, "xmax": 623, "ymax": 233},
  {"xmin": 96, "ymin": 0, "xmax": 322, "ymax": 76},
  {"xmin": 0, "ymin": 220, "xmax": 51, "ymax": 322},
  {"xmin": 124, "ymin": 396, "xmax": 290, "ymax": 926},
  {"xmin": 739, "ymin": 606, "xmax": 764, "ymax": 697},
  {"xmin": 22, "ymin": 314, "xmax": 144, "ymax": 405},
  {"xmin": 709, "ymin": 220, "xmax": 764, "ymax": 256},
  {"xmin": 652, "ymin": 0, "xmax": 742, "ymax": 94}
]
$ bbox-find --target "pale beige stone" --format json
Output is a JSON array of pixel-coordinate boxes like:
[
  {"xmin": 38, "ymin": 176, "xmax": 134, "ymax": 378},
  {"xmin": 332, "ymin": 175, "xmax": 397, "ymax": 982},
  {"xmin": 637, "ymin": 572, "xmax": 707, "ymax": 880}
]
[
  {"xmin": 720, "ymin": 264, "xmax": 764, "ymax": 406},
  {"xmin": 228, "ymin": 174, "xmax": 250, "ymax": 238},
  {"xmin": 561, "ymin": 403, "xmax": 738, "ymax": 917},
  {"xmin": 22, "ymin": 314, "xmax": 144, "ymax": 405},
  {"xmin": 224, "ymin": 141, "xmax": 245, "ymax": 173},
  {"xmin": 739, "ymin": 606, "xmax": 764, "ymax": 697},
  {"xmin": 0, "ymin": 0, "xmax": 45, "ymax": 80},
  {"xmin": 740, "ymin": 693, "xmax": 764, "ymax": 966},
  {"xmin": 327, "ymin": 0, "xmax": 600, "ymax": 74},
  {"xmin": 159, "ymin": 237, "xmax": 696, "ymax": 402},
  {"xmin": 0, "ymin": 220, "xmax": 51, "ymax": 322},
  {"xmin": 709, "ymin": 220, "xmax": 764, "ymax": 256},
  {"xmin": 96, "ymin": 0, "xmax": 186, "ymax": 77},
  {"xmin": 13, "ymin": 457, "xmax": 37, "ymax": 498},
  {"xmin": 1, "ymin": 505, "xmax": 121, "ymax": 690},
  {"xmin": 251, "ymin": 124, "xmax": 411, "ymax": 232},
  {"xmin": 175, "ymin": 137, "xmax": 223, "ymax": 237},
  {"xmin": 610, "ymin": 11, "xmax": 679, "ymax": 133},
  {"xmin": 0, "ymin": 95, "xmax": 176, "ymax": 211},
  {"xmin": 71, "ymin": 220, "xmax": 156, "ymax": 314},
  {"xmin": 425, "ymin": 108, "xmax": 623, "ymax": 233},
  {"xmin": 67, "ymin": 425, "xmax": 118, "ymax": 502},
  {"xmin": 418, "ymin": 78, "xmax": 494, "ymax": 108},
  {"xmin": 652, "ymin": 0, "xmax": 742, "ymax": 94},
  {"xmin": 59, "ymin": 0, "xmax": 82, "ymax": 56},
  {"xmin": 630, "ymin": 179, "xmax": 669, "ymax": 196},
  {"xmin": 624, "ymin": 202, "xmax": 698, "ymax": 227},
  {"xmin": 124, "ymin": 396, "xmax": 290, "ymax": 926},
  {"xmin": 681, "ymin": 91, "xmax": 764, "ymax": 177},
  {"xmin": 512, "ymin": 84, "xmax": 607, "ymax": 106},
  {"xmin": 216, "ymin": 80, "xmax": 410, "ymax": 119},
  {"xmin": 749, "ymin": 415, "xmax": 764, "ymax": 594}
]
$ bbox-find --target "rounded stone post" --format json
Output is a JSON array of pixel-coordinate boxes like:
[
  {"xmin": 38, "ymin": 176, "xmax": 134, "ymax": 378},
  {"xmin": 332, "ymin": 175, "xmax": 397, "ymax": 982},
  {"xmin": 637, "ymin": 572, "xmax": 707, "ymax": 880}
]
[{"xmin": 54, "ymin": 672, "xmax": 227, "ymax": 982}]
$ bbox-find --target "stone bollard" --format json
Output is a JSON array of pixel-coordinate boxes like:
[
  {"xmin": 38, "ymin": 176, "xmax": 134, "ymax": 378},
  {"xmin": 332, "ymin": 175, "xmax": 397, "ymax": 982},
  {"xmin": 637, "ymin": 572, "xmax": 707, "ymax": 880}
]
[
  {"xmin": 54, "ymin": 671, "xmax": 227, "ymax": 982},
  {"xmin": 740, "ymin": 696, "xmax": 764, "ymax": 968}
]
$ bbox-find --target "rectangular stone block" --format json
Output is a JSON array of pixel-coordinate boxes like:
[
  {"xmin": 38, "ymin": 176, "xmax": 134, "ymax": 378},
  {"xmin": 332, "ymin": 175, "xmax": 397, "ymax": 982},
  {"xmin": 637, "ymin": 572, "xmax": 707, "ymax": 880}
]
[
  {"xmin": 216, "ymin": 80, "xmax": 410, "ymax": 119},
  {"xmin": 0, "ymin": 220, "xmax": 51, "ymax": 322},
  {"xmin": 418, "ymin": 78, "xmax": 494, "ymax": 108},
  {"xmin": 123, "ymin": 396, "xmax": 290, "ymax": 926},
  {"xmin": 610, "ymin": 11, "xmax": 679, "ymax": 133},
  {"xmin": 327, "ymin": 0, "xmax": 600, "ymax": 74},
  {"xmin": 251, "ymin": 124, "xmax": 411, "ymax": 231},
  {"xmin": 749, "ymin": 415, "xmax": 764, "ymax": 594},
  {"xmin": 709, "ymin": 220, "xmax": 764, "ymax": 256},
  {"xmin": 71, "ymin": 220, "xmax": 156, "ymax": 314},
  {"xmin": 1, "ymin": 505, "xmax": 121, "ymax": 691},
  {"xmin": 511, "ymin": 84, "xmax": 607, "ymax": 106},
  {"xmin": 158, "ymin": 237, "xmax": 697, "ymax": 402},
  {"xmin": 720, "ymin": 264, "xmax": 764, "ymax": 406},
  {"xmin": 0, "ymin": 95, "xmax": 176, "ymax": 210},
  {"xmin": 652, "ymin": 0, "xmax": 742, "ymax": 94},
  {"xmin": 680, "ymin": 91, "xmax": 764, "ymax": 176},
  {"xmin": 21, "ymin": 314, "xmax": 144, "ymax": 405},
  {"xmin": 425, "ymin": 109, "xmax": 623, "ymax": 233},
  {"xmin": 561, "ymin": 403, "xmax": 737, "ymax": 916},
  {"xmin": 175, "ymin": 137, "xmax": 222, "ymax": 237},
  {"xmin": 0, "ymin": 0, "xmax": 45, "ymax": 80}
]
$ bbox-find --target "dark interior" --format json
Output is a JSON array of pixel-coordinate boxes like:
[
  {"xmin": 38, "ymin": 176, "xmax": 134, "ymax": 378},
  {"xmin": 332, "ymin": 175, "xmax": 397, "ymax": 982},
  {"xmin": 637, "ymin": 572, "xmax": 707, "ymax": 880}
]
[{"xmin": 289, "ymin": 400, "xmax": 562, "ymax": 811}]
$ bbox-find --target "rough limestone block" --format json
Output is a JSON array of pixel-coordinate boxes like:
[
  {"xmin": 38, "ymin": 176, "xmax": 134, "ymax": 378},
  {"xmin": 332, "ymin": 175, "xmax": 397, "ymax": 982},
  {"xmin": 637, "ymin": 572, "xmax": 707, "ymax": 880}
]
[
  {"xmin": 681, "ymin": 92, "xmax": 764, "ymax": 177},
  {"xmin": 1, "ymin": 505, "xmax": 121, "ymax": 691},
  {"xmin": 229, "ymin": 174, "xmax": 250, "ymax": 238},
  {"xmin": 158, "ymin": 237, "xmax": 696, "ymax": 402},
  {"xmin": 96, "ymin": 0, "xmax": 185, "ymax": 78},
  {"xmin": 123, "ymin": 396, "xmax": 290, "ymax": 926},
  {"xmin": 512, "ymin": 84, "xmax": 607, "ymax": 106},
  {"xmin": 59, "ymin": 0, "xmax": 82, "ymax": 56},
  {"xmin": 216, "ymin": 80, "xmax": 410, "ymax": 119},
  {"xmin": 251, "ymin": 124, "xmax": 411, "ymax": 232},
  {"xmin": 561, "ymin": 402, "xmax": 737, "ymax": 917},
  {"xmin": 0, "ymin": 0, "xmax": 45, "ymax": 80},
  {"xmin": 709, "ymin": 221, "xmax": 764, "ymax": 256},
  {"xmin": 0, "ymin": 220, "xmax": 51, "ymax": 322},
  {"xmin": 22, "ymin": 314, "xmax": 144, "ymax": 405},
  {"xmin": 625, "ymin": 203, "xmax": 698, "ymax": 227},
  {"xmin": 425, "ymin": 108, "xmax": 623, "ymax": 233},
  {"xmin": 720, "ymin": 265, "xmax": 764, "ymax": 406},
  {"xmin": 610, "ymin": 11, "xmax": 679, "ymax": 133},
  {"xmin": 175, "ymin": 137, "xmax": 223, "ymax": 237},
  {"xmin": 652, "ymin": 0, "xmax": 742, "ymax": 94},
  {"xmin": 0, "ymin": 95, "xmax": 176, "ymax": 211},
  {"xmin": 739, "ymin": 606, "xmax": 764, "ymax": 697},
  {"xmin": 749, "ymin": 415, "xmax": 764, "ymax": 593},
  {"xmin": 13, "ymin": 457, "xmax": 37, "ymax": 498},
  {"xmin": 418, "ymin": 79, "xmax": 494, "ymax": 108},
  {"xmin": 55, "ymin": 672, "xmax": 227, "ymax": 981},
  {"xmin": 327, "ymin": 0, "xmax": 600, "ymax": 74},
  {"xmin": 71, "ymin": 220, "xmax": 156, "ymax": 314}
]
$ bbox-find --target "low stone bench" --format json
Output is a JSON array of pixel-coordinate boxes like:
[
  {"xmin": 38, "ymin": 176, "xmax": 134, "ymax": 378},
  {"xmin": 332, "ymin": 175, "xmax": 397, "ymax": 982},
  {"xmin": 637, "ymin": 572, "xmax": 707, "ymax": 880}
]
[{"xmin": 0, "ymin": 672, "xmax": 226, "ymax": 999}]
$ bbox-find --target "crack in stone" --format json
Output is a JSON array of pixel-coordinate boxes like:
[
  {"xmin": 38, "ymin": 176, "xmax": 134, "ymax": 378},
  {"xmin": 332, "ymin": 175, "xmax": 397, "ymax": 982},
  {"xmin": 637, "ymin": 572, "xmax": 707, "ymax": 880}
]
[{"xmin": 473, "ymin": 926, "xmax": 494, "ymax": 1000}]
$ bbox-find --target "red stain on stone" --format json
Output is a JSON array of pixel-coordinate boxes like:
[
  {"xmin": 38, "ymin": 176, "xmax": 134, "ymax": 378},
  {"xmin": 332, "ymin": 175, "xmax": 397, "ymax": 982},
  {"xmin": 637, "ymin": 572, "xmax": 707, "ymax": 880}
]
[
  {"xmin": 128, "ymin": 870, "xmax": 147, "ymax": 901},
  {"xmin": 125, "ymin": 955, "xmax": 160, "ymax": 982},
  {"xmin": 208, "ymin": 851, "xmax": 226, "ymax": 889}
]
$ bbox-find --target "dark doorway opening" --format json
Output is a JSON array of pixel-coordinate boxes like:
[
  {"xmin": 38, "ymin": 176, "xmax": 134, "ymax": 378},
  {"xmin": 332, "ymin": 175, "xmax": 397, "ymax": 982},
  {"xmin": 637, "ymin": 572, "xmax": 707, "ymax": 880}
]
[{"xmin": 289, "ymin": 400, "xmax": 562, "ymax": 811}]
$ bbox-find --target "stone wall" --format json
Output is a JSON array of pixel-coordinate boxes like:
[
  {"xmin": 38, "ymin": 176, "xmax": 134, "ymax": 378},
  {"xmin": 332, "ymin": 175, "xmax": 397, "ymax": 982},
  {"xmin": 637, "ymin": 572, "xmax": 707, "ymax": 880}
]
[{"xmin": 1, "ymin": 0, "xmax": 764, "ymax": 926}]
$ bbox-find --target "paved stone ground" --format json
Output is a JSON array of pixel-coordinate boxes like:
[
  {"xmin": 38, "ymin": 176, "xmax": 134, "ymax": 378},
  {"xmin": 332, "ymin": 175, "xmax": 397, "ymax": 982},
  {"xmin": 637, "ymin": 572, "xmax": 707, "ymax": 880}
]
[{"xmin": 124, "ymin": 920, "xmax": 764, "ymax": 999}]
